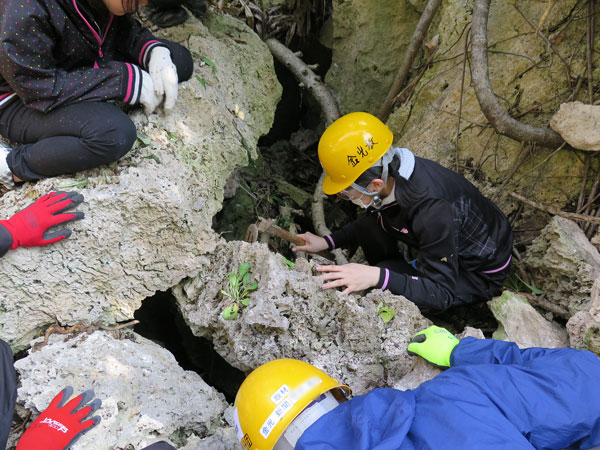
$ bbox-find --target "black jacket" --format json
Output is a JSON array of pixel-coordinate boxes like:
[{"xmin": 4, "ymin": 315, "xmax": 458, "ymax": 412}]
[
  {"xmin": 0, "ymin": 339, "xmax": 16, "ymax": 449},
  {"xmin": 0, "ymin": 0, "xmax": 166, "ymax": 112},
  {"xmin": 326, "ymin": 157, "xmax": 513, "ymax": 307}
]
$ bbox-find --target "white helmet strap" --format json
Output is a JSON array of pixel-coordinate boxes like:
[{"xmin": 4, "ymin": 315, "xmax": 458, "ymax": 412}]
[
  {"xmin": 273, "ymin": 391, "xmax": 341, "ymax": 449},
  {"xmin": 349, "ymin": 147, "xmax": 395, "ymax": 196}
]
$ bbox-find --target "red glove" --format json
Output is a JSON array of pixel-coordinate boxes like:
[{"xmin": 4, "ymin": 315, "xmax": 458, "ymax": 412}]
[
  {"xmin": 17, "ymin": 387, "xmax": 101, "ymax": 450},
  {"xmin": 0, "ymin": 191, "xmax": 84, "ymax": 250}
]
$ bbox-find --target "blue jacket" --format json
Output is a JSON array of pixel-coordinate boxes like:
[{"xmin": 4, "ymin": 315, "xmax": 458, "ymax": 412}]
[{"xmin": 297, "ymin": 338, "xmax": 600, "ymax": 449}]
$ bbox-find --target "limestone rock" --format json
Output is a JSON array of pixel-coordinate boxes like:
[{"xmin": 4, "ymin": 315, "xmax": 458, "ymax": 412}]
[
  {"xmin": 0, "ymin": 14, "xmax": 281, "ymax": 352},
  {"xmin": 488, "ymin": 291, "xmax": 569, "ymax": 348},
  {"xmin": 180, "ymin": 428, "xmax": 239, "ymax": 450},
  {"xmin": 567, "ymin": 278, "xmax": 600, "ymax": 356},
  {"xmin": 173, "ymin": 241, "xmax": 431, "ymax": 395},
  {"xmin": 12, "ymin": 331, "xmax": 229, "ymax": 449},
  {"xmin": 550, "ymin": 101, "xmax": 600, "ymax": 151},
  {"xmin": 325, "ymin": 0, "xmax": 420, "ymax": 115},
  {"xmin": 383, "ymin": 0, "xmax": 583, "ymax": 210},
  {"xmin": 523, "ymin": 216, "xmax": 600, "ymax": 315}
]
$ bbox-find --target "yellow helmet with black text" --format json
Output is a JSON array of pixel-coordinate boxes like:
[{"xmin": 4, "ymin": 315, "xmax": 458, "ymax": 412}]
[
  {"xmin": 233, "ymin": 359, "xmax": 350, "ymax": 450},
  {"xmin": 318, "ymin": 112, "xmax": 393, "ymax": 195}
]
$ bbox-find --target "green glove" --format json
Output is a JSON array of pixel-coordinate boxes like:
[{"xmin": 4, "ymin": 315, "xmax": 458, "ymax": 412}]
[{"xmin": 407, "ymin": 325, "xmax": 459, "ymax": 368}]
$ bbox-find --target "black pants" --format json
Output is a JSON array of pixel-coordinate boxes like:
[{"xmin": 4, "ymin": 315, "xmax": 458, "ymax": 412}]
[
  {"xmin": 354, "ymin": 215, "xmax": 508, "ymax": 309},
  {"xmin": 1, "ymin": 41, "xmax": 193, "ymax": 181},
  {"xmin": 0, "ymin": 339, "xmax": 16, "ymax": 450}
]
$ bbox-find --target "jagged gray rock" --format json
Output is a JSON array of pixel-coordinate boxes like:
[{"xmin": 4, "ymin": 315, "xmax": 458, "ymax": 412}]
[
  {"xmin": 173, "ymin": 241, "xmax": 431, "ymax": 395},
  {"xmin": 567, "ymin": 278, "xmax": 600, "ymax": 356},
  {"xmin": 0, "ymin": 14, "xmax": 281, "ymax": 352},
  {"xmin": 488, "ymin": 291, "xmax": 569, "ymax": 348},
  {"xmin": 11, "ymin": 331, "xmax": 229, "ymax": 449},
  {"xmin": 523, "ymin": 216, "xmax": 600, "ymax": 316}
]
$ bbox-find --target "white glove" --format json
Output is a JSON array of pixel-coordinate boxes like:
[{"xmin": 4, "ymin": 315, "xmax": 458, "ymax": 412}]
[
  {"xmin": 148, "ymin": 47, "xmax": 178, "ymax": 111},
  {"xmin": 140, "ymin": 70, "xmax": 162, "ymax": 115}
]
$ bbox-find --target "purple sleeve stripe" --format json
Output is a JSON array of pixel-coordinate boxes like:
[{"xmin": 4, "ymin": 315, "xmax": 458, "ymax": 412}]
[
  {"xmin": 325, "ymin": 234, "xmax": 335, "ymax": 249},
  {"xmin": 123, "ymin": 63, "xmax": 134, "ymax": 103},
  {"xmin": 139, "ymin": 40, "xmax": 161, "ymax": 67},
  {"xmin": 381, "ymin": 269, "xmax": 390, "ymax": 290},
  {"xmin": 482, "ymin": 255, "xmax": 512, "ymax": 274}
]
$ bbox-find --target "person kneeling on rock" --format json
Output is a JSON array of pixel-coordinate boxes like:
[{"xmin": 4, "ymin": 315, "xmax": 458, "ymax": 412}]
[
  {"xmin": 0, "ymin": 0, "xmax": 194, "ymax": 190},
  {"xmin": 293, "ymin": 112, "xmax": 514, "ymax": 312},
  {"xmin": 234, "ymin": 325, "xmax": 600, "ymax": 450}
]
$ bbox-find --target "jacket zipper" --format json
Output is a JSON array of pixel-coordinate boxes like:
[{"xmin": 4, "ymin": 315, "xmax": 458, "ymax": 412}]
[
  {"xmin": 72, "ymin": 0, "xmax": 115, "ymax": 58},
  {"xmin": 378, "ymin": 212, "xmax": 388, "ymax": 233}
]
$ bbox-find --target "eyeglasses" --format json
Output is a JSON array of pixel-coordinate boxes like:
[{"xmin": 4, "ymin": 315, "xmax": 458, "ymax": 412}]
[
  {"xmin": 336, "ymin": 184, "xmax": 375, "ymax": 201},
  {"xmin": 336, "ymin": 188, "xmax": 353, "ymax": 201}
]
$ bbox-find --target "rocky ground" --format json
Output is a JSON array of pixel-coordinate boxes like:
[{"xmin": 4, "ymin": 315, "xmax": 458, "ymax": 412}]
[{"xmin": 3, "ymin": 0, "xmax": 600, "ymax": 448}]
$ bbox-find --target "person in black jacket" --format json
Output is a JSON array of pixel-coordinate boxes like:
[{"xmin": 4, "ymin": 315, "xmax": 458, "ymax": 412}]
[
  {"xmin": 293, "ymin": 112, "xmax": 513, "ymax": 312},
  {"xmin": 145, "ymin": 0, "xmax": 206, "ymax": 28},
  {"xmin": 0, "ymin": 0, "xmax": 194, "ymax": 190}
]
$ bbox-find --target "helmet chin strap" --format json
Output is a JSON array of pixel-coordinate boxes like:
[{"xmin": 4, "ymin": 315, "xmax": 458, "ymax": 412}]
[{"xmin": 350, "ymin": 147, "xmax": 395, "ymax": 208}]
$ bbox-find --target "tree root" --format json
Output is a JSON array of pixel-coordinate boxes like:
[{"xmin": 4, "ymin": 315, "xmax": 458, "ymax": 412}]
[
  {"xmin": 266, "ymin": 38, "xmax": 348, "ymax": 264},
  {"xmin": 378, "ymin": 0, "xmax": 443, "ymax": 122},
  {"xmin": 265, "ymin": 38, "xmax": 339, "ymax": 126},
  {"xmin": 471, "ymin": 0, "xmax": 564, "ymax": 148}
]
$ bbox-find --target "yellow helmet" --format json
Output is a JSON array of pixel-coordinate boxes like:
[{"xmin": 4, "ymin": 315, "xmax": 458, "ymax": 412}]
[
  {"xmin": 233, "ymin": 359, "xmax": 350, "ymax": 450},
  {"xmin": 318, "ymin": 112, "xmax": 393, "ymax": 195}
]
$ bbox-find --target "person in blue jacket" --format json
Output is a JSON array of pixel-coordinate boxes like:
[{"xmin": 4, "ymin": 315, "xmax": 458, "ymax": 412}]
[
  {"xmin": 0, "ymin": 0, "xmax": 194, "ymax": 190},
  {"xmin": 234, "ymin": 326, "xmax": 600, "ymax": 450}
]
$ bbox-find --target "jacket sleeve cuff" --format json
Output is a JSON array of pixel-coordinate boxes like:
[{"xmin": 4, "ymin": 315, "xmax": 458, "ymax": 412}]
[
  {"xmin": 0, "ymin": 223, "xmax": 13, "ymax": 257},
  {"xmin": 121, "ymin": 63, "xmax": 143, "ymax": 105},
  {"xmin": 375, "ymin": 268, "xmax": 390, "ymax": 290},
  {"xmin": 139, "ymin": 40, "xmax": 168, "ymax": 69},
  {"xmin": 324, "ymin": 234, "xmax": 335, "ymax": 250}
]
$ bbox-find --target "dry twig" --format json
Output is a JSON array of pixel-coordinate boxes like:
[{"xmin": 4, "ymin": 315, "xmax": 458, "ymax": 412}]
[
  {"xmin": 509, "ymin": 191, "xmax": 600, "ymax": 224},
  {"xmin": 587, "ymin": 0, "xmax": 596, "ymax": 103}
]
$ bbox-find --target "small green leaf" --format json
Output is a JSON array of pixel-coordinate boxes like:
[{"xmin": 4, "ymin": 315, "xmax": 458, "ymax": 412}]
[
  {"xmin": 242, "ymin": 272, "xmax": 251, "ymax": 286},
  {"xmin": 240, "ymin": 298, "xmax": 249, "ymax": 307},
  {"xmin": 238, "ymin": 263, "xmax": 251, "ymax": 279},
  {"xmin": 220, "ymin": 289, "xmax": 233, "ymax": 298},
  {"xmin": 245, "ymin": 281, "xmax": 258, "ymax": 291},
  {"xmin": 222, "ymin": 303, "xmax": 239, "ymax": 320},
  {"xmin": 282, "ymin": 257, "xmax": 294, "ymax": 270},
  {"xmin": 57, "ymin": 179, "xmax": 88, "ymax": 189},
  {"xmin": 143, "ymin": 154, "xmax": 161, "ymax": 164},
  {"xmin": 199, "ymin": 56, "xmax": 216, "ymax": 73},
  {"xmin": 136, "ymin": 131, "xmax": 152, "ymax": 146},
  {"xmin": 377, "ymin": 303, "xmax": 395, "ymax": 324},
  {"xmin": 196, "ymin": 76, "xmax": 207, "ymax": 89}
]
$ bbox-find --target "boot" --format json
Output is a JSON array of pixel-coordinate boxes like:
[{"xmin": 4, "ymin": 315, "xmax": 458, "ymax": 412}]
[
  {"xmin": 0, "ymin": 141, "xmax": 15, "ymax": 190},
  {"xmin": 183, "ymin": 0, "xmax": 206, "ymax": 18},
  {"xmin": 146, "ymin": 4, "xmax": 189, "ymax": 28}
]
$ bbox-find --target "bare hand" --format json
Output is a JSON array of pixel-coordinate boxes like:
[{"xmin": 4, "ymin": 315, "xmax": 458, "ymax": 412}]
[
  {"xmin": 292, "ymin": 232, "xmax": 328, "ymax": 253},
  {"xmin": 317, "ymin": 263, "xmax": 381, "ymax": 294}
]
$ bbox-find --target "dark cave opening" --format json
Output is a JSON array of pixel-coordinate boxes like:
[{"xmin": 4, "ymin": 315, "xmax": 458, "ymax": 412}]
[{"xmin": 134, "ymin": 290, "xmax": 246, "ymax": 403}]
